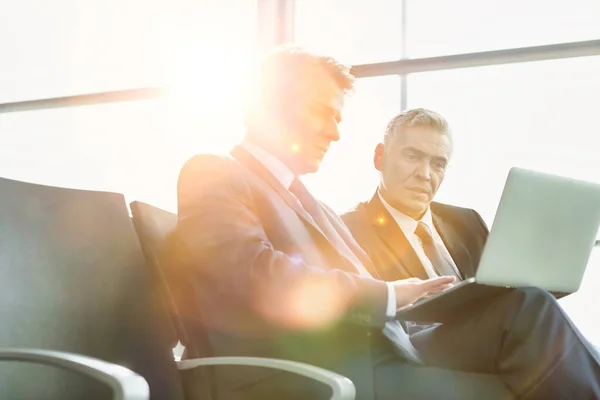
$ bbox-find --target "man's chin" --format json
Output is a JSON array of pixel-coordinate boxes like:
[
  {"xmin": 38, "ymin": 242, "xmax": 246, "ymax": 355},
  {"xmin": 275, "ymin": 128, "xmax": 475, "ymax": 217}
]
[
  {"xmin": 400, "ymin": 200, "xmax": 429, "ymax": 220},
  {"xmin": 297, "ymin": 158, "xmax": 323, "ymax": 175}
]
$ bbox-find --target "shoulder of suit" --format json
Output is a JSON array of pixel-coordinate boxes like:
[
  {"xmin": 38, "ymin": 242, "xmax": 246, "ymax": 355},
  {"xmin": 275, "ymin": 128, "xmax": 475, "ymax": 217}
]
[
  {"xmin": 179, "ymin": 153, "xmax": 238, "ymax": 176},
  {"xmin": 181, "ymin": 153, "xmax": 235, "ymax": 170},
  {"xmin": 316, "ymin": 198, "xmax": 361, "ymax": 226},
  {"xmin": 431, "ymin": 201, "xmax": 481, "ymax": 219},
  {"xmin": 178, "ymin": 153, "xmax": 249, "ymax": 192},
  {"xmin": 340, "ymin": 202, "xmax": 369, "ymax": 228}
]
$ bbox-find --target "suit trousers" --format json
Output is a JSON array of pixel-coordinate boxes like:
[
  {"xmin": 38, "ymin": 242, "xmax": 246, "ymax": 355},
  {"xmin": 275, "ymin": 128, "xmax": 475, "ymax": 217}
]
[{"xmin": 398, "ymin": 287, "xmax": 600, "ymax": 399}]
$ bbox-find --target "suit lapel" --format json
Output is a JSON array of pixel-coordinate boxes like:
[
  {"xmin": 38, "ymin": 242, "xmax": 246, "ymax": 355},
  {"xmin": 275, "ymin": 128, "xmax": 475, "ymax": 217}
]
[
  {"xmin": 431, "ymin": 206, "xmax": 475, "ymax": 278},
  {"xmin": 366, "ymin": 193, "xmax": 429, "ymax": 280},
  {"xmin": 322, "ymin": 205, "xmax": 381, "ymax": 279},
  {"xmin": 231, "ymin": 146, "xmax": 370, "ymax": 275},
  {"xmin": 231, "ymin": 146, "xmax": 326, "ymax": 238}
]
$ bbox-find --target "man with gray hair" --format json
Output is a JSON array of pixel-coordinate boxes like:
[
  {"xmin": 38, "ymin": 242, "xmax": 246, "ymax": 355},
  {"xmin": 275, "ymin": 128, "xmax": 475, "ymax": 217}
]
[
  {"xmin": 342, "ymin": 108, "xmax": 600, "ymax": 398},
  {"xmin": 343, "ymin": 108, "xmax": 479, "ymax": 282}
]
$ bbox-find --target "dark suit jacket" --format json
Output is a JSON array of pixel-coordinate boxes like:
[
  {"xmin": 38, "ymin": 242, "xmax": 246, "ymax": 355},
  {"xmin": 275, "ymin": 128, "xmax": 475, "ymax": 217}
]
[
  {"xmin": 171, "ymin": 147, "xmax": 391, "ymax": 399},
  {"xmin": 342, "ymin": 193, "xmax": 489, "ymax": 282}
]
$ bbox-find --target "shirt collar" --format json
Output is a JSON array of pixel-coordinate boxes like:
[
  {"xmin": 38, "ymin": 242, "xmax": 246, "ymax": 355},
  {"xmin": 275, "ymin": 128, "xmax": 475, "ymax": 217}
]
[
  {"xmin": 377, "ymin": 189, "xmax": 434, "ymax": 238},
  {"xmin": 240, "ymin": 140, "xmax": 295, "ymax": 190}
]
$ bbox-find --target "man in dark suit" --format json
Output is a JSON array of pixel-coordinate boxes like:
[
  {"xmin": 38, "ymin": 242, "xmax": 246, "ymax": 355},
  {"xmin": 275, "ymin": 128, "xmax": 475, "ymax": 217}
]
[
  {"xmin": 342, "ymin": 108, "xmax": 600, "ymax": 397},
  {"xmin": 172, "ymin": 47, "xmax": 453, "ymax": 400},
  {"xmin": 172, "ymin": 46, "xmax": 600, "ymax": 399},
  {"xmin": 342, "ymin": 109, "xmax": 488, "ymax": 283}
]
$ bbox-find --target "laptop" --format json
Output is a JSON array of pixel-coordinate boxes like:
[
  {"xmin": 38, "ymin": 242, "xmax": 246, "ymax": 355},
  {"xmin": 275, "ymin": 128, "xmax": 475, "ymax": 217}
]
[{"xmin": 396, "ymin": 167, "xmax": 600, "ymax": 324}]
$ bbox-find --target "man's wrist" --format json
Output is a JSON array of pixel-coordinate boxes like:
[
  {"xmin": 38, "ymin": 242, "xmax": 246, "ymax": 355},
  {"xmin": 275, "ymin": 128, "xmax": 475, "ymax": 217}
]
[{"xmin": 385, "ymin": 282, "xmax": 397, "ymax": 319}]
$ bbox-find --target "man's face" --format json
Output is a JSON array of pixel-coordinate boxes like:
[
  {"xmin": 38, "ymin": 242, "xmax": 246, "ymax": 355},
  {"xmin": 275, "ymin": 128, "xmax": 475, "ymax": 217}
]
[
  {"xmin": 376, "ymin": 125, "xmax": 451, "ymax": 219},
  {"xmin": 271, "ymin": 66, "xmax": 344, "ymax": 175}
]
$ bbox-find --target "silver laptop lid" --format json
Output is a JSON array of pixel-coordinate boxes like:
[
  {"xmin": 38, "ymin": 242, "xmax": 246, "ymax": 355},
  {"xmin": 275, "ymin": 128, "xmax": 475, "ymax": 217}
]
[{"xmin": 476, "ymin": 167, "xmax": 600, "ymax": 292}]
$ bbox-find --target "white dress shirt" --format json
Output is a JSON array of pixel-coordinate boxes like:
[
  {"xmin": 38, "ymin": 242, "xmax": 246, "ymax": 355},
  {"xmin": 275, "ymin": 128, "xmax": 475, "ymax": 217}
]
[
  {"xmin": 378, "ymin": 191, "xmax": 460, "ymax": 280},
  {"xmin": 241, "ymin": 140, "xmax": 398, "ymax": 318}
]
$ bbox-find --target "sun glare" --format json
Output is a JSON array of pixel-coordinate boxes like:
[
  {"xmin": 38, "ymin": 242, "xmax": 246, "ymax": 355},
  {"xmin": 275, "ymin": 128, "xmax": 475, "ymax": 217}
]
[{"xmin": 157, "ymin": 14, "xmax": 256, "ymax": 156}]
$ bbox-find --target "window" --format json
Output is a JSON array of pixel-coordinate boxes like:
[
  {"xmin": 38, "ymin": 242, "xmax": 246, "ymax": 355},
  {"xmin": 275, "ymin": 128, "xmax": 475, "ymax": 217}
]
[
  {"xmin": 407, "ymin": 56, "xmax": 600, "ymax": 343},
  {"xmin": 0, "ymin": 0, "xmax": 256, "ymax": 212},
  {"xmin": 294, "ymin": 0, "xmax": 403, "ymax": 65},
  {"xmin": 406, "ymin": 0, "xmax": 600, "ymax": 58},
  {"xmin": 0, "ymin": 100, "xmax": 171, "ymax": 209},
  {"xmin": 0, "ymin": 0, "xmax": 257, "ymax": 103},
  {"xmin": 304, "ymin": 76, "xmax": 401, "ymax": 212},
  {"xmin": 407, "ymin": 55, "xmax": 600, "ymax": 229},
  {"xmin": 0, "ymin": 94, "xmax": 246, "ymax": 211}
]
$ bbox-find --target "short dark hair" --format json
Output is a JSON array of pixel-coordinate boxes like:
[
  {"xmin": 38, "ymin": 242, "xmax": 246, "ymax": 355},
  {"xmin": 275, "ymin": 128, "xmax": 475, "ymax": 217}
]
[{"xmin": 244, "ymin": 45, "xmax": 355, "ymax": 125}]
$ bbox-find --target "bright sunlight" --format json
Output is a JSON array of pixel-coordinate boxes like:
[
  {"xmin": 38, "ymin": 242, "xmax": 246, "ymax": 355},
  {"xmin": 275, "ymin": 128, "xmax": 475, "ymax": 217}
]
[{"xmin": 155, "ymin": 7, "xmax": 257, "ymax": 157}]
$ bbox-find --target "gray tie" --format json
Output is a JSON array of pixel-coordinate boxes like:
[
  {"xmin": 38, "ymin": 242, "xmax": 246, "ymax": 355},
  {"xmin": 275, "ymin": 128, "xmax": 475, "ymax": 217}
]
[{"xmin": 415, "ymin": 222, "xmax": 461, "ymax": 279}]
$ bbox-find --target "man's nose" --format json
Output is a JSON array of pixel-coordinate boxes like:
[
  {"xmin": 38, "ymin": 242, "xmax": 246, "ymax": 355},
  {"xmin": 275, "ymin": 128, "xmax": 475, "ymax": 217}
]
[
  {"xmin": 323, "ymin": 125, "xmax": 340, "ymax": 142},
  {"xmin": 415, "ymin": 161, "xmax": 431, "ymax": 180}
]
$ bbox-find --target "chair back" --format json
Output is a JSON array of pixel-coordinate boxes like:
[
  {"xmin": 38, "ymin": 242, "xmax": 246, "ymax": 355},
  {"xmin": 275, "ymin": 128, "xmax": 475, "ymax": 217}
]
[
  {"xmin": 129, "ymin": 201, "xmax": 184, "ymax": 348},
  {"xmin": 130, "ymin": 201, "xmax": 215, "ymax": 400},
  {"xmin": 0, "ymin": 178, "xmax": 184, "ymax": 399}
]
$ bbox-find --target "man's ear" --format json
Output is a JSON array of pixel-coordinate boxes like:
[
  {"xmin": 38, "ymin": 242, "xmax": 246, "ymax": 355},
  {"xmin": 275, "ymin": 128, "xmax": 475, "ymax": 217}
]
[{"xmin": 374, "ymin": 143, "xmax": 385, "ymax": 172}]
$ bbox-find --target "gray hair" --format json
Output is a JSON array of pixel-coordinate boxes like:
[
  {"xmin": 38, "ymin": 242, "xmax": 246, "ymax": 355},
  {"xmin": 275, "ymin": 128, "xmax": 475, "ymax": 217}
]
[{"xmin": 383, "ymin": 108, "xmax": 452, "ymax": 151}]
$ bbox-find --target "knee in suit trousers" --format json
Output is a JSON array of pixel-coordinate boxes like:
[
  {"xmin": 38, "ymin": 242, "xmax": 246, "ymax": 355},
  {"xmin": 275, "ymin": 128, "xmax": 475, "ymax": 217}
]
[{"xmin": 410, "ymin": 287, "xmax": 600, "ymax": 399}]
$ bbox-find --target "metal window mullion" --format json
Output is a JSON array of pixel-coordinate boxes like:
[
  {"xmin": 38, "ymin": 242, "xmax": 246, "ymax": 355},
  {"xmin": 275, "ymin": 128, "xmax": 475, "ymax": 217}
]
[
  {"xmin": 400, "ymin": 0, "xmax": 408, "ymax": 111},
  {"xmin": 352, "ymin": 39, "xmax": 600, "ymax": 78},
  {"xmin": 400, "ymin": 75, "xmax": 407, "ymax": 110},
  {"xmin": 0, "ymin": 87, "xmax": 165, "ymax": 114},
  {"xmin": 257, "ymin": 0, "xmax": 294, "ymax": 54}
]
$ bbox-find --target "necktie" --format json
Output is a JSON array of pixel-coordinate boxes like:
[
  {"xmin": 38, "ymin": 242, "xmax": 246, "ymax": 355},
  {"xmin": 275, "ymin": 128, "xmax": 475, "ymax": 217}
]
[
  {"xmin": 289, "ymin": 178, "xmax": 370, "ymax": 276},
  {"xmin": 289, "ymin": 178, "xmax": 330, "ymax": 235},
  {"xmin": 289, "ymin": 178, "xmax": 423, "ymax": 363},
  {"xmin": 415, "ymin": 221, "xmax": 461, "ymax": 279}
]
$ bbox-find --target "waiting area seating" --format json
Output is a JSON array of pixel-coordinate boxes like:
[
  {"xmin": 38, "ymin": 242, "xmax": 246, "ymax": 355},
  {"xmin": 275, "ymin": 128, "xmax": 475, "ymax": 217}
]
[
  {"xmin": 0, "ymin": 176, "xmax": 355, "ymax": 399},
  {"xmin": 1, "ymin": 176, "xmax": 596, "ymax": 399}
]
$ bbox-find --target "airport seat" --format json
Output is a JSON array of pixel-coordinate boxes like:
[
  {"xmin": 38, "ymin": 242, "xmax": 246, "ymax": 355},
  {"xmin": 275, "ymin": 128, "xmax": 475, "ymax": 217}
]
[
  {"xmin": 129, "ymin": 201, "xmax": 514, "ymax": 400},
  {"xmin": 0, "ymin": 177, "xmax": 181, "ymax": 399},
  {"xmin": 130, "ymin": 201, "xmax": 356, "ymax": 400},
  {"xmin": 0, "ymin": 176, "xmax": 352, "ymax": 399}
]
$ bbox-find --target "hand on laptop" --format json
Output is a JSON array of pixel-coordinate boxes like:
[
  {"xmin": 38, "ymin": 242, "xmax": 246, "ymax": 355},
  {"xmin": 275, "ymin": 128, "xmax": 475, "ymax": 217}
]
[{"xmin": 393, "ymin": 276, "xmax": 456, "ymax": 310}]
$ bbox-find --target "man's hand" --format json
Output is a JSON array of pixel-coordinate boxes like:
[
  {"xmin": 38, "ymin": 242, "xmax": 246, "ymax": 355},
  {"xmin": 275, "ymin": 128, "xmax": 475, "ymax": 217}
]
[{"xmin": 393, "ymin": 276, "xmax": 456, "ymax": 310}]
